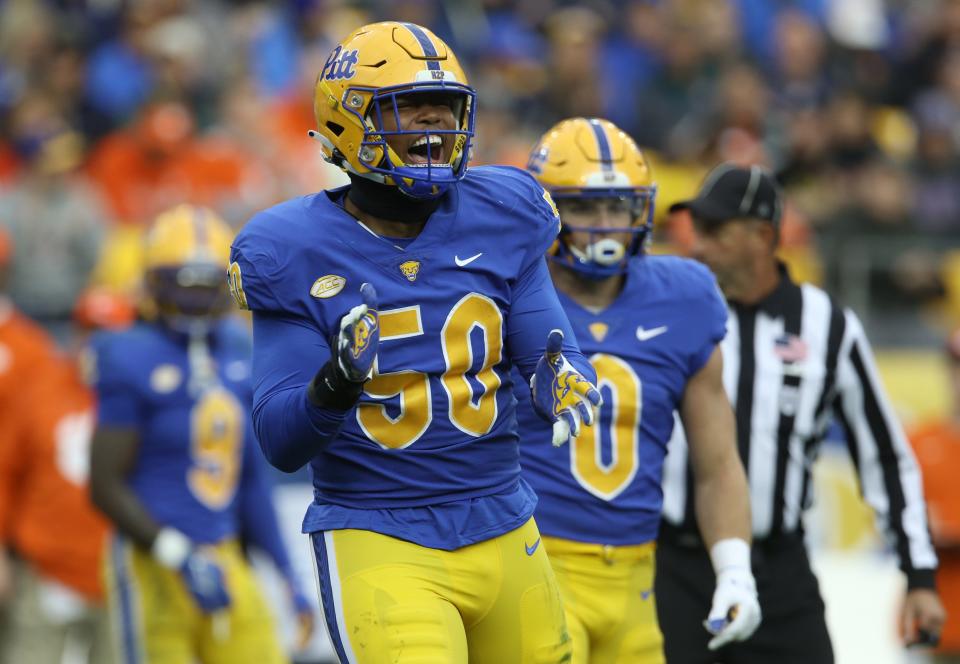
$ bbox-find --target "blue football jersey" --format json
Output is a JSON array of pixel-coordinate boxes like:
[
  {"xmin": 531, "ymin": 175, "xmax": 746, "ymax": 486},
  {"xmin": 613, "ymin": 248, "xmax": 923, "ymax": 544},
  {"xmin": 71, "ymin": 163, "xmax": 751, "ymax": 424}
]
[
  {"xmin": 93, "ymin": 319, "xmax": 262, "ymax": 545},
  {"xmin": 230, "ymin": 165, "xmax": 574, "ymax": 550},
  {"xmin": 516, "ymin": 255, "xmax": 727, "ymax": 545}
]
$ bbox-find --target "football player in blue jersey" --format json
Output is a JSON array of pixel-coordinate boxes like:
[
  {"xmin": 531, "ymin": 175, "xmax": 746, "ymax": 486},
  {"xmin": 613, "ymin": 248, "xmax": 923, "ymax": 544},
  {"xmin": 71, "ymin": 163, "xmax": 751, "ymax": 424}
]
[
  {"xmin": 88, "ymin": 205, "xmax": 314, "ymax": 664},
  {"xmin": 515, "ymin": 118, "xmax": 762, "ymax": 664},
  {"xmin": 227, "ymin": 21, "xmax": 602, "ymax": 664}
]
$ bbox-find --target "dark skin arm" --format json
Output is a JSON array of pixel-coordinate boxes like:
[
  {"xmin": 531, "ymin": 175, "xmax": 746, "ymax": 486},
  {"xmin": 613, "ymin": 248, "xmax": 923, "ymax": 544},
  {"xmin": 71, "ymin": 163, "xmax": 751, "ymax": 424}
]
[{"xmin": 89, "ymin": 426, "xmax": 162, "ymax": 549}]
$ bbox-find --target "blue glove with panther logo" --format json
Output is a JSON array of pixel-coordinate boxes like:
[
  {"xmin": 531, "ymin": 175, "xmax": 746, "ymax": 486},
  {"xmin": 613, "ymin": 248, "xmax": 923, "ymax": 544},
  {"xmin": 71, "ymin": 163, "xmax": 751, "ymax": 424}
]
[
  {"xmin": 335, "ymin": 282, "xmax": 379, "ymax": 382},
  {"xmin": 531, "ymin": 329, "xmax": 602, "ymax": 447},
  {"xmin": 307, "ymin": 282, "xmax": 379, "ymax": 411},
  {"xmin": 181, "ymin": 550, "xmax": 231, "ymax": 613}
]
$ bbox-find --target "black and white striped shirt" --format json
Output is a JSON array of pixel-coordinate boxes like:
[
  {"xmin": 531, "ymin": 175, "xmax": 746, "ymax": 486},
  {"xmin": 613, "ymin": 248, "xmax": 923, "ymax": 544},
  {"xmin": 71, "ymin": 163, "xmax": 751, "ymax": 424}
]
[{"xmin": 661, "ymin": 264, "xmax": 938, "ymax": 588}]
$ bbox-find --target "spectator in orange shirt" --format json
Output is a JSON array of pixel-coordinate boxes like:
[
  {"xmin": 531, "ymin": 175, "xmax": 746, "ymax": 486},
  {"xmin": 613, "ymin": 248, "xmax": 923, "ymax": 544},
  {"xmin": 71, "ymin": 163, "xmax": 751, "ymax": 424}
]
[
  {"xmin": 910, "ymin": 328, "xmax": 960, "ymax": 661},
  {"xmin": 0, "ymin": 285, "xmax": 136, "ymax": 664}
]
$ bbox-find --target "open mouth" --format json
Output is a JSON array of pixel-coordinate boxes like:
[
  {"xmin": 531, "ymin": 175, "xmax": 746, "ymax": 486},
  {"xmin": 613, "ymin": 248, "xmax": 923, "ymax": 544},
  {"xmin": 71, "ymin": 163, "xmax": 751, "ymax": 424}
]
[{"xmin": 406, "ymin": 134, "xmax": 445, "ymax": 165}]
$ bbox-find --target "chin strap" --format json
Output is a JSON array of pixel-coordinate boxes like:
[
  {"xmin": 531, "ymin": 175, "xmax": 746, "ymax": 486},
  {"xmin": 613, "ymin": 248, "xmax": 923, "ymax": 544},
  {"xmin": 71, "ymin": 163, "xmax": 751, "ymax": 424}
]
[{"xmin": 346, "ymin": 173, "xmax": 444, "ymax": 224}]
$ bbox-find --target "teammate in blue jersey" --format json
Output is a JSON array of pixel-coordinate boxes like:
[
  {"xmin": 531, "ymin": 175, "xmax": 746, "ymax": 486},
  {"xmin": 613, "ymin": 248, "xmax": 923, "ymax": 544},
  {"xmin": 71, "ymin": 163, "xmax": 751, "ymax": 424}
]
[
  {"xmin": 515, "ymin": 118, "xmax": 762, "ymax": 664},
  {"xmin": 89, "ymin": 205, "xmax": 314, "ymax": 664},
  {"xmin": 227, "ymin": 21, "xmax": 602, "ymax": 664}
]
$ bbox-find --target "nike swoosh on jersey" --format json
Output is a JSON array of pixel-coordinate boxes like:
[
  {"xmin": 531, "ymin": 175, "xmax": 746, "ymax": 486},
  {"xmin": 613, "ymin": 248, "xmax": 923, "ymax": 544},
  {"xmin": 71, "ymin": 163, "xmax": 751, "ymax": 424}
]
[
  {"xmin": 636, "ymin": 325, "xmax": 668, "ymax": 341},
  {"xmin": 454, "ymin": 252, "xmax": 483, "ymax": 267},
  {"xmin": 525, "ymin": 537, "xmax": 541, "ymax": 556}
]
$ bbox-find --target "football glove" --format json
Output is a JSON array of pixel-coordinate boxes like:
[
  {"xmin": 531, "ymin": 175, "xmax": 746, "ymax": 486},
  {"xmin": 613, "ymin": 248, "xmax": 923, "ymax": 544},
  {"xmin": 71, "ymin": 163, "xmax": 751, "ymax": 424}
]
[
  {"xmin": 704, "ymin": 539, "xmax": 761, "ymax": 650},
  {"xmin": 181, "ymin": 551, "xmax": 231, "ymax": 613},
  {"xmin": 531, "ymin": 329, "xmax": 602, "ymax": 446},
  {"xmin": 151, "ymin": 528, "xmax": 231, "ymax": 614},
  {"xmin": 335, "ymin": 281, "xmax": 379, "ymax": 383}
]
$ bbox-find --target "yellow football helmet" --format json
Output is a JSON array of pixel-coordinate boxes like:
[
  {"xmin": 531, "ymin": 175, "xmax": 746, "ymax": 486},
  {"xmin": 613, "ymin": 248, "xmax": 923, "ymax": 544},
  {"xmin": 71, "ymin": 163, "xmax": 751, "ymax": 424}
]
[
  {"xmin": 528, "ymin": 118, "xmax": 657, "ymax": 278},
  {"xmin": 311, "ymin": 21, "xmax": 476, "ymax": 199},
  {"xmin": 143, "ymin": 204, "xmax": 234, "ymax": 325}
]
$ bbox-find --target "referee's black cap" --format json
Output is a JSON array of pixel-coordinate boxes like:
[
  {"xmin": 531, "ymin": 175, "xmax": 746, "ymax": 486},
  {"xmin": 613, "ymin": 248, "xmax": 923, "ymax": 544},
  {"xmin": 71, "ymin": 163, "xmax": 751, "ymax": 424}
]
[{"xmin": 669, "ymin": 163, "xmax": 783, "ymax": 227}]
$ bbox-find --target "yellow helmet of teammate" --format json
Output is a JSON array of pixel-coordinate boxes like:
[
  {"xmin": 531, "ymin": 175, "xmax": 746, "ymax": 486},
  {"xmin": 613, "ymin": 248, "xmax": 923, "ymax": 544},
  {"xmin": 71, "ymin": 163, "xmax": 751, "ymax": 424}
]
[
  {"xmin": 311, "ymin": 21, "xmax": 476, "ymax": 200},
  {"xmin": 143, "ymin": 204, "xmax": 233, "ymax": 326},
  {"xmin": 528, "ymin": 117, "xmax": 657, "ymax": 278}
]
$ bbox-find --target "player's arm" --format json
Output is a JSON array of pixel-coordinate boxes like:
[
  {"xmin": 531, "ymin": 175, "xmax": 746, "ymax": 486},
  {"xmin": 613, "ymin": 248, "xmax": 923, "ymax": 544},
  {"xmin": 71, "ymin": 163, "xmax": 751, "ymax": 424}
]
[
  {"xmin": 507, "ymin": 257, "xmax": 600, "ymax": 446},
  {"xmin": 681, "ymin": 344, "xmax": 760, "ymax": 649},
  {"xmin": 683, "ymin": 345, "xmax": 751, "ymax": 550},
  {"xmin": 833, "ymin": 309, "xmax": 945, "ymax": 645},
  {"xmin": 237, "ymin": 443, "xmax": 314, "ymax": 648},
  {"xmin": 89, "ymin": 426, "xmax": 159, "ymax": 547},
  {"xmin": 250, "ymin": 283, "xmax": 378, "ymax": 472}
]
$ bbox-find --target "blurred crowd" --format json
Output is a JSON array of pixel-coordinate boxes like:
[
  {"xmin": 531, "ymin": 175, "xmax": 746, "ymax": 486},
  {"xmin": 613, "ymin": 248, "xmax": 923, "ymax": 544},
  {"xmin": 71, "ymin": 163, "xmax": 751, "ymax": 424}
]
[{"xmin": 2, "ymin": 0, "xmax": 960, "ymax": 346}]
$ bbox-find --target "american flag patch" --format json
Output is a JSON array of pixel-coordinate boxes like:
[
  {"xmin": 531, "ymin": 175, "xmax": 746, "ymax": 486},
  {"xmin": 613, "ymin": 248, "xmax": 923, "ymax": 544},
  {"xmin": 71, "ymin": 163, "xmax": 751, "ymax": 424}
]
[{"xmin": 774, "ymin": 334, "xmax": 808, "ymax": 363}]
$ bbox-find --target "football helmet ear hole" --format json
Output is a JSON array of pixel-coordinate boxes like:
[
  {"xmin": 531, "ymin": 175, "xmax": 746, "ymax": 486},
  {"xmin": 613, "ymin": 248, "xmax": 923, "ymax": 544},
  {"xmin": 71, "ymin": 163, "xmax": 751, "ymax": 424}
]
[{"xmin": 327, "ymin": 122, "xmax": 345, "ymax": 137}]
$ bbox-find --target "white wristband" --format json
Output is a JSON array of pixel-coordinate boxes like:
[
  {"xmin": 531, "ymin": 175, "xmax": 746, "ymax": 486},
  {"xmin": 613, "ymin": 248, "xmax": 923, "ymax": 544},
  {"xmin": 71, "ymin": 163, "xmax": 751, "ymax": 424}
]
[
  {"xmin": 151, "ymin": 528, "xmax": 192, "ymax": 569},
  {"xmin": 709, "ymin": 538, "xmax": 751, "ymax": 575}
]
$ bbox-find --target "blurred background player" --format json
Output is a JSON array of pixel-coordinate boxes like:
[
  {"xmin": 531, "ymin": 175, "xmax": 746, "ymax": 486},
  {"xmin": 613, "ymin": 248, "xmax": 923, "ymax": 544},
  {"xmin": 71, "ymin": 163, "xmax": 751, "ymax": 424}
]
[
  {"xmin": 88, "ymin": 204, "xmax": 314, "ymax": 664},
  {"xmin": 0, "ymin": 256, "xmax": 130, "ymax": 664},
  {"xmin": 515, "ymin": 117, "xmax": 758, "ymax": 664},
  {"xmin": 659, "ymin": 164, "xmax": 945, "ymax": 663},
  {"xmin": 0, "ymin": 225, "xmax": 59, "ymax": 636},
  {"xmin": 909, "ymin": 328, "xmax": 960, "ymax": 663},
  {"xmin": 229, "ymin": 21, "xmax": 601, "ymax": 664}
]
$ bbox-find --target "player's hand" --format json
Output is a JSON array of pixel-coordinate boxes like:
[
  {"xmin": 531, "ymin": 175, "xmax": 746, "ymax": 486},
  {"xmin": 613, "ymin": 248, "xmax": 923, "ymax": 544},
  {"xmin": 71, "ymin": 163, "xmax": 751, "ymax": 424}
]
[
  {"xmin": 289, "ymin": 584, "xmax": 315, "ymax": 650},
  {"xmin": 530, "ymin": 329, "xmax": 602, "ymax": 447},
  {"xmin": 335, "ymin": 282, "xmax": 379, "ymax": 382},
  {"xmin": 704, "ymin": 566, "xmax": 761, "ymax": 650},
  {"xmin": 902, "ymin": 588, "xmax": 945, "ymax": 648},
  {"xmin": 180, "ymin": 550, "xmax": 231, "ymax": 613}
]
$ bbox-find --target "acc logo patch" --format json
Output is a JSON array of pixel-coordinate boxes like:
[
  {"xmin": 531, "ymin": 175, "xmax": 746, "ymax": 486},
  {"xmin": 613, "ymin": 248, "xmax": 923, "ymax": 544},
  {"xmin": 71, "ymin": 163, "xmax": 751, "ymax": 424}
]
[
  {"xmin": 150, "ymin": 364, "xmax": 182, "ymax": 394},
  {"xmin": 399, "ymin": 260, "xmax": 421, "ymax": 282},
  {"xmin": 310, "ymin": 274, "xmax": 346, "ymax": 299},
  {"xmin": 228, "ymin": 262, "xmax": 248, "ymax": 310},
  {"xmin": 321, "ymin": 45, "xmax": 359, "ymax": 81}
]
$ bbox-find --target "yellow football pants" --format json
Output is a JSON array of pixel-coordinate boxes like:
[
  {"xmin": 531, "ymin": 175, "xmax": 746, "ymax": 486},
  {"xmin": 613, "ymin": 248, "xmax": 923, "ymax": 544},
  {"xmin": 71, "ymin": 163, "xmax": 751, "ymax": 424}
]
[
  {"xmin": 542, "ymin": 537, "xmax": 665, "ymax": 664},
  {"xmin": 312, "ymin": 517, "xmax": 571, "ymax": 663},
  {"xmin": 104, "ymin": 537, "xmax": 287, "ymax": 664}
]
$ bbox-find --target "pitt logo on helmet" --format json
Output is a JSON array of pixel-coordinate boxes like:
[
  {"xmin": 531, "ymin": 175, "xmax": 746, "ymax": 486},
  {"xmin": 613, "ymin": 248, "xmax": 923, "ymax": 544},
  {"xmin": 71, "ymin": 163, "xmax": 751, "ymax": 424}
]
[
  {"xmin": 399, "ymin": 260, "xmax": 421, "ymax": 282},
  {"xmin": 321, "ymin": 46, "xmax": 359, "ymax": 81}
]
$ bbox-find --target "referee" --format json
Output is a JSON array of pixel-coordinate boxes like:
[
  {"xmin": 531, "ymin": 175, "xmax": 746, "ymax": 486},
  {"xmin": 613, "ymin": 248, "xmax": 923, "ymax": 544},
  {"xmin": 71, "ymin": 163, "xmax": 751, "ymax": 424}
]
[{"xmin": 656, "ymin": 164, "xmax": 946, "ymax": 663}]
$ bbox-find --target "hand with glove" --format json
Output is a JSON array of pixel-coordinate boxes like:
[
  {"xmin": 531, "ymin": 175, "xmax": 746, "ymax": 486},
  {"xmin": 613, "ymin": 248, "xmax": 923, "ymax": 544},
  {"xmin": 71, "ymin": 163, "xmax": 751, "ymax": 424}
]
[
  {"xmin": 308, "ymin": 282, "xmax": 379, "ymax": 410},
  {"xmin": 152, "ymin": 528, "xmax": 231, "ymax": 613},
  {"xmin": 531, "ymin": 329, "xmax": 602, "ymax": 447},
  {"xmin": 704, "ymin": 538, "xmax": 761, "ymax": 650}
]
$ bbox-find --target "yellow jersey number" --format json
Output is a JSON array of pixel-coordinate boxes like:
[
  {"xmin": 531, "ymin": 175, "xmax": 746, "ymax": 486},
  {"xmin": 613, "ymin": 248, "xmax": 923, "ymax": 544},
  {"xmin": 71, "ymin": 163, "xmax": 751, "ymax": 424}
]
[
  {"xmin": 188, "ymin": 387, "xmax": 244, "ymax": 509},
  {"xmin": 572, "ymin": 354, "xmax": 642, "ymax": 501},
  {"xmin": 356, "ymin": 294, "xmax": 504, "ymax": 449}
]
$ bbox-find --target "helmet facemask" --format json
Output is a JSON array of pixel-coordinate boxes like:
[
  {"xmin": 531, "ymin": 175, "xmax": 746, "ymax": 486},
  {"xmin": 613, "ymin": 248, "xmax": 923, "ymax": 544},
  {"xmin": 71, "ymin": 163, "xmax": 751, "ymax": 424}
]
[
  {"xmin": 345, "ymin": 83, "xmax": 476, "ymax": 199},
  {"xmin": 551, "ymin": 187, "xmax": 657, "ymax": 279}
]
